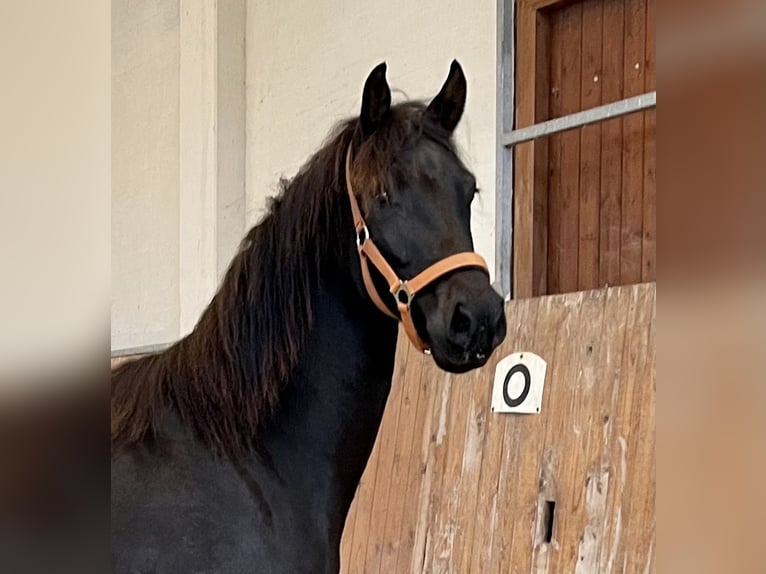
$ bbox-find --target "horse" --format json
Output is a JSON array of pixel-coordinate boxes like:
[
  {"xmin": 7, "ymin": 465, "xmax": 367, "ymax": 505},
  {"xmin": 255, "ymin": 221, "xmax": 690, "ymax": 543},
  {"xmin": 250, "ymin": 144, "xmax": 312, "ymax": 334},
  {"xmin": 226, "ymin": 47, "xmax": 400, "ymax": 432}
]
[{"xmin": 111, "ymin": 60, "xmax": 507, "ymax": 573}]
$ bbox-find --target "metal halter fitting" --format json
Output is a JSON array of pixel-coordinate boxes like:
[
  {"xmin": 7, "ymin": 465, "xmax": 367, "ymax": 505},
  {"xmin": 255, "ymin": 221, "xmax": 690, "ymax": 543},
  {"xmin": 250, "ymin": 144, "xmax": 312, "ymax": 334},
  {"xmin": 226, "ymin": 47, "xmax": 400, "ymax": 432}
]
[{"xmin": 345, "ymin": 144, "xmax": 489, "ymax": 354}]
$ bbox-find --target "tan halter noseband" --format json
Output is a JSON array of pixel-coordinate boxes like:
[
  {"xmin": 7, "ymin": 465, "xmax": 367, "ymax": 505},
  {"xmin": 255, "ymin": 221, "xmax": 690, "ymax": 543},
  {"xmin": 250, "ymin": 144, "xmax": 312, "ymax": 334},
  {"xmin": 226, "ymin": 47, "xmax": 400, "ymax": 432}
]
[{"xmin": 345, "ymin": 145, "xmax": 489, "ymax": 354}]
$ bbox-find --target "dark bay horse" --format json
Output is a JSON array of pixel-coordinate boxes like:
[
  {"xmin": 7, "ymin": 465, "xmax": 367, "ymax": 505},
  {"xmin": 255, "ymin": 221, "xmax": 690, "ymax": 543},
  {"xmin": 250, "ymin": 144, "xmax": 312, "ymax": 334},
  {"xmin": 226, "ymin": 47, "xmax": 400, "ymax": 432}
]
[{"xmin": 111, "ymin": 60, "xmax": 507, "ymax": 573}]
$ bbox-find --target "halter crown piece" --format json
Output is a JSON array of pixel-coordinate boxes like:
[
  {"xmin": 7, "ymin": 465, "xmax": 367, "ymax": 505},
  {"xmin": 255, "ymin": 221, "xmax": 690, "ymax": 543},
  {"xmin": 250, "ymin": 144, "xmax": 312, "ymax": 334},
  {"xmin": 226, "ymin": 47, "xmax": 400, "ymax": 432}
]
[{"xmin": 345, "ymin": 144, "xmax": 490, "ymax": 354}]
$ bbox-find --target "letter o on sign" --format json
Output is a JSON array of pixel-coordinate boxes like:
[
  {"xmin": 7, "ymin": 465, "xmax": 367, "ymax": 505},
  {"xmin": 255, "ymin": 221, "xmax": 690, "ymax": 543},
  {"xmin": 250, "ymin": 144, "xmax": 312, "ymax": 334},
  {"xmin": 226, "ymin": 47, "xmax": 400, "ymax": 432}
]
[
  {"xmin": 502, "ymin": 364, "xmax": 531, "ymax": 407},
  {"xmin": 491, "ymin": 352, "xmax": 547, "ymax": 414}
]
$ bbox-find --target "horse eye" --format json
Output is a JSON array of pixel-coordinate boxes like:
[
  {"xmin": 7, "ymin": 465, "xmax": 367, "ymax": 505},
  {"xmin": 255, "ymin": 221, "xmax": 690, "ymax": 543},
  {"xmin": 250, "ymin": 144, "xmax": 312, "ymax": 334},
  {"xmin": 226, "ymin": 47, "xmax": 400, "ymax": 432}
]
[{"xmin": 377, "ymin": 191, "xmax": 390, "ymax": 205}]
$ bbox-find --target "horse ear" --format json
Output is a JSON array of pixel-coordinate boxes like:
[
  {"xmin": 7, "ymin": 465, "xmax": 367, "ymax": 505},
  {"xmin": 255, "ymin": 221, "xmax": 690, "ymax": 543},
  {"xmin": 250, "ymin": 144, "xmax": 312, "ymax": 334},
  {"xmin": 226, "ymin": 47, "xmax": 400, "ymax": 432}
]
[
  {"xmin": 425, "ymin": 60, "xmax": 467, "ymax": 133},
  {"xmin": 360, "ymin": 62, "xmax": 391, "ymax": 136}
]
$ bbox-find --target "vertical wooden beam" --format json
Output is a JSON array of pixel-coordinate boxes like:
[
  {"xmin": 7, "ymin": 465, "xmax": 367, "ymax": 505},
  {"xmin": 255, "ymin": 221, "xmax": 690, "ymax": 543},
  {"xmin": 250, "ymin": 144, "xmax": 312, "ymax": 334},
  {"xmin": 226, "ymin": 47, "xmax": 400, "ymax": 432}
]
[
  {"xmin": 578, "ymin": 0, "xmax": 604, "ymax": 291},
  {"xmin": 599, "ymin": 0, "xmax": 625, "ymax": 287},
  {"xmin": 642, "ymin": 0, "xmax": 656, "ymax": 282},
  {"xmin": 358, "ymin": 336, "xmax": 410, "ymax": 571},
  {"xmin": 532, "ymin": 13, "xmax": 551, "ymax": 296},
  {"xmin": 619, "ymin": 0, "xmax": 647, "ymax": 285},
  {"xmin": 513, "ymin": 0, "xmax": 539, "ymax": 299},
  {"xmin": 548, "ymin": 2, "xmax": 583, "ymax": 294}
]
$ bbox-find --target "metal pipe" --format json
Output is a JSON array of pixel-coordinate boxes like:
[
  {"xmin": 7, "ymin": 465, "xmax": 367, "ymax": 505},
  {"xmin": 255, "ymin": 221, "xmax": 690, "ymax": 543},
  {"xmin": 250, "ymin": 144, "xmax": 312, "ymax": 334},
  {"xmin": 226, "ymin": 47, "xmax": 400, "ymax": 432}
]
[{"xmin": 502, "ymin": 91, "xmax": 656, "ymax": 147}]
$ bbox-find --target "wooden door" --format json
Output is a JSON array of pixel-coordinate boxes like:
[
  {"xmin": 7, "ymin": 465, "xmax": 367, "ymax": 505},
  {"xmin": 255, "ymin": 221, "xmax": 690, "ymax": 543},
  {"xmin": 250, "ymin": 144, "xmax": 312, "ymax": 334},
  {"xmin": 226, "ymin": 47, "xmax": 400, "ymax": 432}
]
[{"xmin": 514, "ymin": 0, "xmax": 656, "ymax": 297}]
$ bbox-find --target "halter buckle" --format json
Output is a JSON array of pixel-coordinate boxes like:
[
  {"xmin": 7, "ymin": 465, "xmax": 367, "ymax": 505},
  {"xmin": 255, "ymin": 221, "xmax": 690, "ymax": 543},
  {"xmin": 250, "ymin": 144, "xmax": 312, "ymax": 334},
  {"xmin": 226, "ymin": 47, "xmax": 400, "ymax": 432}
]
[
  {"xmin": 393, "ymin": 281, "xmax": 414, "ymax": 308},
  {"xmin": 356, "ymin": 225, "xmax": 369, "ymax": 247}
]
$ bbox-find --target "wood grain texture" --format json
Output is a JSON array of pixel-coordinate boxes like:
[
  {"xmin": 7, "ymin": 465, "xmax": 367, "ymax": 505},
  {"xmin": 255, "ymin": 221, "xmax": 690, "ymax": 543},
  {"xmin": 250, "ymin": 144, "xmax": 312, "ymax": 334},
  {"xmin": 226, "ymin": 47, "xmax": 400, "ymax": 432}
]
[
  {"xmin": 598, "ymin": 0, "xmax": 626, "ymax": 288},
  {"xmin": 578, "ymin": 0, "xmax": 604, "ymax": 291},
  {"xmin": 547, "ymin": 2, "xmax": 583, "ymax": 294},
  {"xmin": 512, "ymin": 0, "xmax": 655, "ymax": 297},
  {"xmin": 362, "ymin": 334, "xmax": 411, "ymax": 570},
  {"xmin": 340, "ymin": 284, "xmax": 656, "ymax": 573},
  {"xmin": 532, "ymin": 15, "xmax": 552, "ymax": 297},
  {"xmin": 641, "ymin": 0, "xmax": 656, "ymax": 283},
  {"xmin": 619, "ymin": 0, "xmax": 647, "ymax": 285},
  {"xmin": 513, "ymin": 0, "xmax": 541, "ymax": 299}
]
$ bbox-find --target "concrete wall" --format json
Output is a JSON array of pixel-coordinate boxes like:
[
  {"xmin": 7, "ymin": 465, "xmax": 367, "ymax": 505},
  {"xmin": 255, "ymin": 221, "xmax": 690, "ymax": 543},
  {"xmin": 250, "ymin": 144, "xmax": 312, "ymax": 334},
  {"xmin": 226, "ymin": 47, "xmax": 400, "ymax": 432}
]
[
  {"xmin": 111, "ymin": 0, "xmax": 246, "ymax": 351},
  {"xmin": 246, "ymin": 0, "xmax": 499, "ymax": 278},
  {"xmin": 112, "ymin": 0, "xmax": 181, "ymax": 349}
]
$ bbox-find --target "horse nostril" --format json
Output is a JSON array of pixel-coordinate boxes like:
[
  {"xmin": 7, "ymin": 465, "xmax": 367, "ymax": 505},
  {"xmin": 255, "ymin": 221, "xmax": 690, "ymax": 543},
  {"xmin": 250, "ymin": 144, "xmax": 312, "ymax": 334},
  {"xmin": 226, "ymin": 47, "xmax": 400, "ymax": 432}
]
[{"xmin": 449, "ymin": 302, "xmax": 475, "ymax": 346}]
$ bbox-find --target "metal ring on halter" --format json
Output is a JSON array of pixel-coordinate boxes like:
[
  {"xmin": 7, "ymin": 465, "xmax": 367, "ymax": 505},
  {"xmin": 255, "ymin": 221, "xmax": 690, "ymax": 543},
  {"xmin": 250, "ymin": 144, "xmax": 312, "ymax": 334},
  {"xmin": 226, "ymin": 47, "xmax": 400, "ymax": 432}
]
[
  {"xmin": 393, "ymin": 281, "xmax": 414, "ymax": 308},
  {"xmin": 356, "ymin": 225, "xmax": 369, "ymax": 247}
]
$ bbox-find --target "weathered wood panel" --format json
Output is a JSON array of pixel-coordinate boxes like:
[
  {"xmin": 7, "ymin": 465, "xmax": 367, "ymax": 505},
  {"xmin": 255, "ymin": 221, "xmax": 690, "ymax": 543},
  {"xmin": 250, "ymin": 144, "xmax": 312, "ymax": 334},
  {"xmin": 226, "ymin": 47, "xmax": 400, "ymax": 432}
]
[{"xmin": 340, "ymin": 283, "xmax": 655, "ymax": 573}]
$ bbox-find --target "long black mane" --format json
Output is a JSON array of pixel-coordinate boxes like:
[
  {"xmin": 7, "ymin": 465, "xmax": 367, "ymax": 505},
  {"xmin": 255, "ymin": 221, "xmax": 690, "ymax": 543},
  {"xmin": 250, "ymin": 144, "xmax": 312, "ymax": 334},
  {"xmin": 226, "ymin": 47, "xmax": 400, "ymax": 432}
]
[{"xmin": 111, "ymin": 102, "xmax": 456, "ymax": 457}]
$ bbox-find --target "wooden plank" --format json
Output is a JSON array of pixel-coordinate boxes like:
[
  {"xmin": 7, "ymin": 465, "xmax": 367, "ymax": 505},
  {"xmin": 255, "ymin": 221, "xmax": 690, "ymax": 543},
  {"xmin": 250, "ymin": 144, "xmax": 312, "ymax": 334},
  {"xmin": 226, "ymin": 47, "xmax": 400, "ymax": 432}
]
[
  {"xmin": 642, "ymin": 0, "xmax": 656, "ymax": 283},
  {"xmin": 530, "ymin": 0, "xmax": 577, "ymax": 8},
  {"xmin": 532, "ymin": 13, "xmax": 552, "ymax": 296},
  {"xmin": 619, "ymin": 0, "xmax": 647, "ymax": 285},
  {"xmin": 598, "ymin": 0, "xmax": 625, "ymax": 287},
  {"xmin": 469, "ymin": 298, "xmax": 539, "ymax": 573},
  {"xmin": 342, "ymin": 335, "xmax": 412, "ymax": 572},
  {"xmin": 598, "ymin": 284, "xmax": 655, "ymax": 572},
  {"xmin": 578, "ymin": 0, "xmax": 604, "ymax": 291},
  {"xmin": 343, "ymin": 429, "xmax": 381, "ymax": 572},
  {"xmin": 400, "ymin": 358, "xmax": 450, "ymax": 573},
  {"xmin": 547, "ymin": 289, "xmax": 608, "ymax": 571},
  {"xmin": 618, "ymin": 284, "xmax": 655, "ymax": 571},
  {"xmin": 466, "ymin": 297, "xmax": 537, "ymax": 573},
  {"xmin": 490, "ymin": 296, "xmax": 551, "ymax": 573},
  {"xmin": 513, "ymin": 0, "xmax": 540, "ymax": 299},
  {"xmin": 449, "ymin": 366, "xmax": 495, "ymax": 573},
  {"xmin": 425, "ymin": 366, "xmax": 476, "ymax": 572},
  {"xmin": 568, "ymin": 286, "xmax": 629, "ymax": 572},
  {"xmin": 547, "ymin": 2, "xmax": 583, "ymax": 294},
  {"xmin": 585, "ymin": 285, "xmax": 633, "ymax": 572},
  {"xmin": 374, "ymin": 344, "xmax": 427, "ymax": 573},
  {"xmin": 391, "ymin": 353, "xmax": 435, "ymax": 574},
  {"xmin": 527, "ymin": 291, "xmax": 588, "ymax": 572},
  {"xmin": 356, "ymin": 335, "xmax": 411, "ymax": 571},
  {"xmin": 340, "ymin": 489, "xmax": 358, "ymax": 572}
]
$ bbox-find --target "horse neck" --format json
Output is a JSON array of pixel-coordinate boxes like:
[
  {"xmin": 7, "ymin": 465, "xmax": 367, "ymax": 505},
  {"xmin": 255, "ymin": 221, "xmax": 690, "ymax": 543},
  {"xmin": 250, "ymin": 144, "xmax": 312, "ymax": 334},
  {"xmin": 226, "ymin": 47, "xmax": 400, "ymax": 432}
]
[{"xmin": 256, "ymin": 257, "xmax": 400, "ymax": 527}]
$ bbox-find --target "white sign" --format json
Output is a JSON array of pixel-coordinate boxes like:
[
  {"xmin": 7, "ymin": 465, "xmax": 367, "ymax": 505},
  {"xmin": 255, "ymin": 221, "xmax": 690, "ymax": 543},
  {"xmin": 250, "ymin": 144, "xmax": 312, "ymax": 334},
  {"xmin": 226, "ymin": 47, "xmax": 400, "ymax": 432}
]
[{"xmin": 491, "ymin": 352, "xmax": 547, "ymax": 414}]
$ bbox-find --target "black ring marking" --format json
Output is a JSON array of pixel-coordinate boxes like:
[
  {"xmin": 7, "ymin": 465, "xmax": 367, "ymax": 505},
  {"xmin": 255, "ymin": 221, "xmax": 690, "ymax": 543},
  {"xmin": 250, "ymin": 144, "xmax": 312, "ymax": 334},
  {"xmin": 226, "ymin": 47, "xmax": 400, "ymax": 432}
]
[{"xmin": 502, "ymin": 363, "xmax": 531, "ymax": 408}]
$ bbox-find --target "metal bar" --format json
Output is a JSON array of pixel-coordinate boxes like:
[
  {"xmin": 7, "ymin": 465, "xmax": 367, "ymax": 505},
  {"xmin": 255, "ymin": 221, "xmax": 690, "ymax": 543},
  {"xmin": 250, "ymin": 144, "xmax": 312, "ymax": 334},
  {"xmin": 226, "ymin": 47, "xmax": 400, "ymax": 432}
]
[
  {"xmin": 493, "ymin": 0, "xmax": 515, "ymax": 298},
  {"xmin": 502, "ymin": 91, "xmax": 656, "ymax": 147},
  {"xmin": 111, "ymin": 341, "xmax": 173, "ymax": 359}
]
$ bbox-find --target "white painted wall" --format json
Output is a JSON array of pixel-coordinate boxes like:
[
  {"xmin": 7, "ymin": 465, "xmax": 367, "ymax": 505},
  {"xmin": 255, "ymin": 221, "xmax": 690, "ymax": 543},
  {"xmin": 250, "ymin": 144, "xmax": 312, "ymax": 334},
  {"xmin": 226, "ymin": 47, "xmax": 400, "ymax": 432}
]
[
  {"xmin": 112, "ymin": 0, "xmax": 181, "ymax": 349},
  {"xmin": 112, "ymin": 0, "xmax": 246, "ymax": 351},
  {"xmin": 112, "ymin": 0, "xmax": 498, "ymax": 350},
  {"xmin": 246, "ymin": 0, "xmax": 499, "ymax": 278}
]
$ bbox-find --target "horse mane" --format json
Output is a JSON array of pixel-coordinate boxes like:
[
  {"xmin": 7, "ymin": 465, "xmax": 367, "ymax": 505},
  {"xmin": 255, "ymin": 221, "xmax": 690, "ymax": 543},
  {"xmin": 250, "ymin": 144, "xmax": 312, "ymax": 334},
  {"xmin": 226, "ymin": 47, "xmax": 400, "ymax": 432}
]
[{"xmin": 111, "ymin": 101, "xmax": 456, "ymax": 457}]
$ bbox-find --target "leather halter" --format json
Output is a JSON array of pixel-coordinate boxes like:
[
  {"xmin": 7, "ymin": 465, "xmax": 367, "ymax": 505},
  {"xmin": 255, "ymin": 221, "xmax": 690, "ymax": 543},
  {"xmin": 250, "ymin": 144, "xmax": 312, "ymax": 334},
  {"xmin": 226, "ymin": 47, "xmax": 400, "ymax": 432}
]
[{"xmin": 345, "ymin": 145, "xmax": 489, "ymax": 354}]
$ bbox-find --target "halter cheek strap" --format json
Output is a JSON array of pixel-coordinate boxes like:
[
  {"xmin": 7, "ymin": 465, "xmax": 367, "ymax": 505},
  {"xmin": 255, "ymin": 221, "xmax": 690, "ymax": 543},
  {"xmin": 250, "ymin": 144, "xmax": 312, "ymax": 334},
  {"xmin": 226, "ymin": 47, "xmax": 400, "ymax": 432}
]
[{"xmin": 345, "ymin": 145, "xmax": 489, "ymax": 354}]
